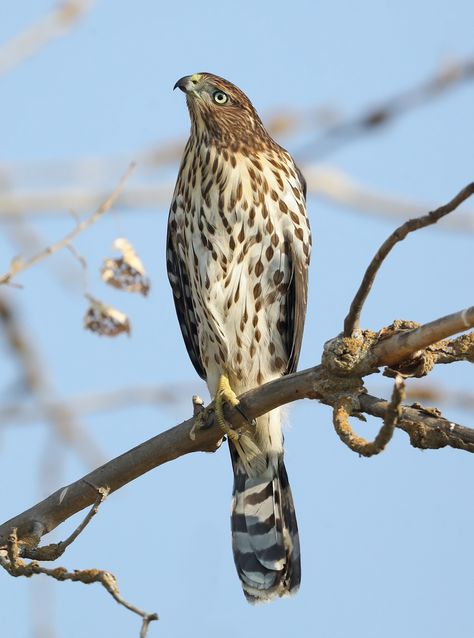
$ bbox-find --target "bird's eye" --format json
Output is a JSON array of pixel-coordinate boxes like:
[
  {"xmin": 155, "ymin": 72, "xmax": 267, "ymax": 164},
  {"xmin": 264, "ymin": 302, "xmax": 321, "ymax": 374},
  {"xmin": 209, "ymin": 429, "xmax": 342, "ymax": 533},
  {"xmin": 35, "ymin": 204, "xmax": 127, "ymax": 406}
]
[{"xmin": 213, "ymin": 90, "xmax": 228, "ymax": 105}]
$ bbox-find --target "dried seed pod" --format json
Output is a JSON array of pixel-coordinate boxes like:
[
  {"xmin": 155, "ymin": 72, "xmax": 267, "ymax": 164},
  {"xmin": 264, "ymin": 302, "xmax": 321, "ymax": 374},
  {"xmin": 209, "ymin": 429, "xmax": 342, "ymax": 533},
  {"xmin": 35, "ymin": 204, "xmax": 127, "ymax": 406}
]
[
  {"xmin": 84, "ymin": 295, "xmax": 130, "ymax": 337},
  {"xmin": 101, "ymin": 237, "xmax": 150, "ymax": 296}
]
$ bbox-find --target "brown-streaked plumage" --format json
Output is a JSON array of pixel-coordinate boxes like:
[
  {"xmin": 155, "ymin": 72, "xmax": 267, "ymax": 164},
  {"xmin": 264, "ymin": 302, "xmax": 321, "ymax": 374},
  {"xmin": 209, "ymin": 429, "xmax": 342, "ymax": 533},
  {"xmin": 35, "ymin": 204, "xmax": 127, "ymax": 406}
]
[{"xmin": 167, "ymin": 72, "xmax": 311, "ymax": 602}]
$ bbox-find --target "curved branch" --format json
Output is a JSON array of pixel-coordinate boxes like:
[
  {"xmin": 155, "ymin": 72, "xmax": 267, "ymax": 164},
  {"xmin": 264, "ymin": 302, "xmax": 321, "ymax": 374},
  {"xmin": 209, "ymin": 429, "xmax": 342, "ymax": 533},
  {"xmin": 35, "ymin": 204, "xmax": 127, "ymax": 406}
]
[
  {"xmin": 343, "ymin": 182, "xmax": 474, "ymax": 337},
  {"xmin": 333, "ymin": 377, "xmax": 404, "ymax": 456}
]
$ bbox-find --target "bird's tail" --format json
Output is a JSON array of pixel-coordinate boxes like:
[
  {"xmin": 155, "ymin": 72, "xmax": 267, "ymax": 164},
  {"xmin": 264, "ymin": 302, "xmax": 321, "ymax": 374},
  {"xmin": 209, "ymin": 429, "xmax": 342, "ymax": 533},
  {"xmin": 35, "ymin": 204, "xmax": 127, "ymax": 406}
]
[{"xmin": 229, "ymin": 443, "xmax": 301, "ymax": 603}]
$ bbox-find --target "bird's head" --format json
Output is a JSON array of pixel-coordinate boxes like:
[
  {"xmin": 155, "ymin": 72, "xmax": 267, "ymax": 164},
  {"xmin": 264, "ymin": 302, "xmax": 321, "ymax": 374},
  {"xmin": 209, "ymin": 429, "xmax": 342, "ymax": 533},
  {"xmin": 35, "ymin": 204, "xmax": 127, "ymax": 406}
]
[{"xmin": 174, "ymin": 72, "xmax": 268, "ymax": 150}]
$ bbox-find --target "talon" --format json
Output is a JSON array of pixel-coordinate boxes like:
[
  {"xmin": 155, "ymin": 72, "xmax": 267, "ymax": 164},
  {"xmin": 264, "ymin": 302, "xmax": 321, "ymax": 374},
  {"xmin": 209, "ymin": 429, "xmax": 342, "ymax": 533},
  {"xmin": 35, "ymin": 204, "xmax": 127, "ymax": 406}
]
[{"xmin": 234, "ymin": 403, "xmax": 256, "ymax": 427}]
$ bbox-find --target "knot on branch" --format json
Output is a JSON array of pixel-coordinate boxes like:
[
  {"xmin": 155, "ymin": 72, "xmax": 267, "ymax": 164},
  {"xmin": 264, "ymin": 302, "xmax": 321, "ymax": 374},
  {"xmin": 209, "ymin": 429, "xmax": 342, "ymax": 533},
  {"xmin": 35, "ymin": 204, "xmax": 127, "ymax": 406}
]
[
  {"xmin": 322, "ymin": 329, "xmax": 378, "ymax": 377},
  {"xmin": 378, "ymin": 319, "xmax": 420, "ymax": 336},
  {"xmin": 403, "ymin": 419, "xmax": 451, "ymax": 450},
  {"xmin": 443, "ymin": 332, "xmax": 474, "ymax": 364}
]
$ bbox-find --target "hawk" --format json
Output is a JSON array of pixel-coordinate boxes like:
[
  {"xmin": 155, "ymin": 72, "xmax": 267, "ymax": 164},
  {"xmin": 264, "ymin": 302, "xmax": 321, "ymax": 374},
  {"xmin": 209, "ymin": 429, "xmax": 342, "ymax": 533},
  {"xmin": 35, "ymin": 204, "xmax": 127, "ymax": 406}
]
[{"xmin": 167, "ymin": 72, "xmax": 311, "ymax": 602}]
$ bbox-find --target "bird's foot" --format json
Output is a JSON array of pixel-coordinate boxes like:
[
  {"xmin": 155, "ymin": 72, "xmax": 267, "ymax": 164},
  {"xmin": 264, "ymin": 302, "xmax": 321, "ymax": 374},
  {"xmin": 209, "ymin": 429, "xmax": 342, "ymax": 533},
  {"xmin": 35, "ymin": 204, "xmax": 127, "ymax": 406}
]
[
  {"xmin": 215, "ymin": 374, "xmax": 256, "ymax": 441},
  {"xmin": 214, "ymin": 375, "xmax": 264, "ymax": 477}
]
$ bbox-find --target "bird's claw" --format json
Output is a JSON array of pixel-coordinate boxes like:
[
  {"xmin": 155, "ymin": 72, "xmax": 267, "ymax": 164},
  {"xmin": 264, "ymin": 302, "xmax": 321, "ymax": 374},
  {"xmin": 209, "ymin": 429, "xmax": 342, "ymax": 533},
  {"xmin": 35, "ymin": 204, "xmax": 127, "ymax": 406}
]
[{"xmin": 215, "ymin": 373, "xmax": 256, "ymax": 440}]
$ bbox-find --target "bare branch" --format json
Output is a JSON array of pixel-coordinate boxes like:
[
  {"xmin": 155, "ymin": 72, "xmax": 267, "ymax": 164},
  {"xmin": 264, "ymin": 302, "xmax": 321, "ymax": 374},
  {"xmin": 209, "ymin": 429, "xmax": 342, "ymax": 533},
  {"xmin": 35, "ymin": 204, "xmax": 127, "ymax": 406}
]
[
  {"xmin": 434, "ymin": 331, "xmax": 474, "ymax": 365},
  {"xmin": 0, "ymin": 529, "xmax": 158, "ymax": 637},
  {"xmin": 1, "ymin": 320, "xmax": 472, "ymax": 550},
  {"xmin": 333, "ymin": 376, "xmax": 404, "ymax": 456},
  {"xmin": 0, "ymin": 0, "xmax": 95, "ymax": 75},
  {"xmin": 373, "ymin": 308, "xmax": 474, "ymax": 368},
  {"xmin": 344, "ymin": 182, "xmax": 474, "ymax": 336},
  {"xmin": 0, "ymin": 406, "xmax": 227, "ymax": 550},
  {"xmin": 0, "ymin": 164, "xmax": 135, "ymax": 286},
  {"xmin": 23, "ymin": 487, "xmax": 110, "ymax": 561},
  {"xmin": 360, "ymin": 394, "xmax": 474, "ymax": 453}
]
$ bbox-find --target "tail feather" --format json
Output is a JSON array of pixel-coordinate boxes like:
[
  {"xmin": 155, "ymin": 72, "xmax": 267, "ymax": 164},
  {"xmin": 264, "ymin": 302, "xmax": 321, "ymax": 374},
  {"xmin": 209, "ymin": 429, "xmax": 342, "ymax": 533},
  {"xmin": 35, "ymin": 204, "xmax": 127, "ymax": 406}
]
[{"xmin": 230, "ymin": 446, "xmax": 301, "ymax": 603}]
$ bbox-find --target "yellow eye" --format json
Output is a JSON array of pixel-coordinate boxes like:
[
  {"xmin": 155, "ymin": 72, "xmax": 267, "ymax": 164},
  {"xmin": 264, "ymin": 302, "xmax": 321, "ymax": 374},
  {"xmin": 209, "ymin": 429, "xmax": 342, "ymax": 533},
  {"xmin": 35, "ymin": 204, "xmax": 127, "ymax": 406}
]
[{"xmin": 213, "ymin": 90, "xmax": 228, "ymax": 105}]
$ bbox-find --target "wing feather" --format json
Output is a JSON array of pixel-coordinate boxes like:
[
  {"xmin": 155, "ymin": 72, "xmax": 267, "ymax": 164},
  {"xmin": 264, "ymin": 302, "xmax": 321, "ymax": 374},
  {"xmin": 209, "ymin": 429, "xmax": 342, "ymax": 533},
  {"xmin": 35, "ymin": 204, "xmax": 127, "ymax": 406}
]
[
  {"xmin": 166, "ymin": 215, "xmax": 206, "ymax": 380},
  {"xmin": 285, "ymin": 164, "xmax": 309, "ymax": 375},
  {"xmin": 284, "ymin": 246, "xmax": 308, "ymax": 375}
]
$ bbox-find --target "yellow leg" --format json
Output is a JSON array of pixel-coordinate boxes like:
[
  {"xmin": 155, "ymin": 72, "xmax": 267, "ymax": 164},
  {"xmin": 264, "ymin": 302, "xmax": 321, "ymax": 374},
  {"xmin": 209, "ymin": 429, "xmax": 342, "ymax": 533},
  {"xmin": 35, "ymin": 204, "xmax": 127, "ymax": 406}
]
[
  {"xmin": 213, "ymin": 374, "xmax": 265, "ymax": 477},
  {"xmin": 190, "ymin": 374, "xmax": 260, "ymax": 474},
  {"xmin": 215, "ymin": 374, "xmax": 240, "ymax": 442}
]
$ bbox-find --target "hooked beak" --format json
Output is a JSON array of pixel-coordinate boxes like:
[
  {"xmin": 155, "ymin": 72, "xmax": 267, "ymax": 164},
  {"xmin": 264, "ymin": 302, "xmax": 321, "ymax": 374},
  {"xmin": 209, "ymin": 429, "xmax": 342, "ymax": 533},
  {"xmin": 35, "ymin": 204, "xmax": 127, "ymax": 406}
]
[
  {"xmin": 173, "ymin": 76, "xmax": 190, "ymax": 92},
  {"xmin": 173, "ymin": 73, "xmax": 203, "ymax": 93}
]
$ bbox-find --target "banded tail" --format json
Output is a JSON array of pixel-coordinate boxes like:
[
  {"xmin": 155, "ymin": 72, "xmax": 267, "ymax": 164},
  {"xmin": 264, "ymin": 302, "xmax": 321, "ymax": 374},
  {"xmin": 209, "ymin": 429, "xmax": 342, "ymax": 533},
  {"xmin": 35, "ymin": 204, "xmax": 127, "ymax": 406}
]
[{"xmin": 230, "ymin": 446, "xmax": 301, "ymax": 603}]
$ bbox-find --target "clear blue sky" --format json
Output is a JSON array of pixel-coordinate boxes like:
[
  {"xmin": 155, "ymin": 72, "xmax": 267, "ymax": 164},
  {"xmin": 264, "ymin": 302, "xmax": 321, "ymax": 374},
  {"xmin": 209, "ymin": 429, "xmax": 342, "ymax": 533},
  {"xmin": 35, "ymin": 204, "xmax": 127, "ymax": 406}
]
[{"xmin": 1, "ymin": 1, "xmax": 474, "ymax": 637}]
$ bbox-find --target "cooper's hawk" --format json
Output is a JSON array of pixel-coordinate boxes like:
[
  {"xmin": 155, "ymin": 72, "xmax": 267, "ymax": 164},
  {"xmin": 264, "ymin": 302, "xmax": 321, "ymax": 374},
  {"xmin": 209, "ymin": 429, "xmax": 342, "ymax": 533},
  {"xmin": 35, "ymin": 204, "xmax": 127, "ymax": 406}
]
[{"xmin": 167, "ymin": 73, "xmax": 311, "ymax": 602}]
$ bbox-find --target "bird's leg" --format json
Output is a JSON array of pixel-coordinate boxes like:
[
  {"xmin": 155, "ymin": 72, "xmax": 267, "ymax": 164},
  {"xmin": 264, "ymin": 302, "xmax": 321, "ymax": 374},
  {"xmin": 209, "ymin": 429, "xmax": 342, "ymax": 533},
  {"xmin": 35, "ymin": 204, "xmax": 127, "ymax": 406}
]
[
  {"xmin": 215, "ymin": 374, "xmax": 241, "ymax": 442},
  {"xmin": 189, "ymin": 375, "xmax": 255, "ymax": 443},
  {"xmin": 215, "ymin": 374, "xmax": 256, "ymax": 435},
  {"xmin": 215, "ymin": 374, "xmax": 265, "ymax": 477}
]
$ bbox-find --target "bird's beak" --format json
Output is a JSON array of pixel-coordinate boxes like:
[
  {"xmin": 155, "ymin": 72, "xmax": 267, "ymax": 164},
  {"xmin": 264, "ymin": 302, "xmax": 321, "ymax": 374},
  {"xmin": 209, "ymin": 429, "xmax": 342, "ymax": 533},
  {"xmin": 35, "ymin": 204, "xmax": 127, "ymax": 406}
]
[
  {"xmin": 173, "ymin": 73, "xmax": 203, "ymax": 94},
  {"xmin": 173, "ymin": 76, "xmax": 190, "ymax": 92}
]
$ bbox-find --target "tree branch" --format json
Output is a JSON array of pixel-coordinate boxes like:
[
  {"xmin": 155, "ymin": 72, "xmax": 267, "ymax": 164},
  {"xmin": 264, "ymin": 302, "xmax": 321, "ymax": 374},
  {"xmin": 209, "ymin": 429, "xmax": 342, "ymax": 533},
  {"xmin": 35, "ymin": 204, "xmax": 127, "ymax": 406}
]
[
  {"xmin": 333, "ymin": 376, "xmax": 404, "ymax": 456},
  {"xmin": 1, "ymin": 301, "xmax": 473, "ymax": 550},
  {"xmin": 359, "ymin": 394, "xmax": 474, "ymax": 452},
  {"xmin": 0, "ymin": 526, "xmax": 158, "ymax": 637},
  {"xmin": 344, "ymin": 182, "xmax": 474, "ymax": 337},
  {"xmin": 373, "ymin": 308, "xmax": 474, "ymax": 367}
]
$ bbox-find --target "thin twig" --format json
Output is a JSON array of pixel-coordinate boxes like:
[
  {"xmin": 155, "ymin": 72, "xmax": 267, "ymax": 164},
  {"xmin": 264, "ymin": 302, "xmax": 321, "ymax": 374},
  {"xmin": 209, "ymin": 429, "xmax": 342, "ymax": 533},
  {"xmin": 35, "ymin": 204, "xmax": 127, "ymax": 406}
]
[
  {"xmin": 1, "ymin": 529, "xmax": 158, "ymax": 636},
  {"xmin": 0, "ymin": 163, "xmax": 135, "ymax": 286},
  {"xmin": 23, "ymin": 487, "xmax": 110, "ymax": 561},
  {"xmin": 0, "ymin": 0, "xmax": 95, "ymax": 76},
  {"xmin": 343, "ymin": 182, "xmax": 474, "ymax": 337}
]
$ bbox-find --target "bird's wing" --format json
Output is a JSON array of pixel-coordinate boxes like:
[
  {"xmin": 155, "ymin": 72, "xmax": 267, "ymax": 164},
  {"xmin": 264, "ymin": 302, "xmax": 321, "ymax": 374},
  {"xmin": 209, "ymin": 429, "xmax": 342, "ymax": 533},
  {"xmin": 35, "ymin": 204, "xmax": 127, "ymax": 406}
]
[
  {"xmin": 295, "ymin": 163, "xmax": 307, "ymax": 199},
  {"xmin": 284, "ymin": 243, "xmax": 309, "ymax": 375},
  {"xmin": 166, "ymin": 215, "xmax": 206, "ymax": 380},
  {"xmin": 285, "ymin": 165, "xmax": 310, "ymax": 375}
]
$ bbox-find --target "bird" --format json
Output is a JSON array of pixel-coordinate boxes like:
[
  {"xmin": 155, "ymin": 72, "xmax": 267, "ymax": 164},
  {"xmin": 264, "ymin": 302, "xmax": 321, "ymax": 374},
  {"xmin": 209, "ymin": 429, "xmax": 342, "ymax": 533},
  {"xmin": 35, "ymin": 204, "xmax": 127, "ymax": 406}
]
[{"xmin": 167, "ymin": 72, "xmax": 311, "ymax": 603}]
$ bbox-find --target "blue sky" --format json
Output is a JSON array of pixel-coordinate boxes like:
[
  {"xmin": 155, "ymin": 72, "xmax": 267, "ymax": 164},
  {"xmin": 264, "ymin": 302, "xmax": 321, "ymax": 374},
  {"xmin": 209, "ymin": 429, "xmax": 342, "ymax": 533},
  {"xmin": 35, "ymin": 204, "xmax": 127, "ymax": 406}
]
[{"xmin": 1, "ymin": 1, "xmax": 474, "ymax": 637}]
